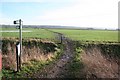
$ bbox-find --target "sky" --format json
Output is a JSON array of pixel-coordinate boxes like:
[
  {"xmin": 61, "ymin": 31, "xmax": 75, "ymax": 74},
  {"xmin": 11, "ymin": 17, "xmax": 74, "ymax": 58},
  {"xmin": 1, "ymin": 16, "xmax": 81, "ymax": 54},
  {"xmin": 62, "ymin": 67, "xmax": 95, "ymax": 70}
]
[{"xmin": 0, "ymin": 0, "xmax": 120, "ymax": 29}]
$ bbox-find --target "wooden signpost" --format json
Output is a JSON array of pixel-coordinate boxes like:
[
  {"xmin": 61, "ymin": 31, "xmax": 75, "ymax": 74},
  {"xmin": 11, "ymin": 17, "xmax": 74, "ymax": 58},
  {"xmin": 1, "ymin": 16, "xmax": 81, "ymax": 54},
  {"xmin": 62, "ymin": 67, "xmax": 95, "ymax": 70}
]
[{"xmin": 14, "ymin": 19, "xmax": 23, "ymax": 72}]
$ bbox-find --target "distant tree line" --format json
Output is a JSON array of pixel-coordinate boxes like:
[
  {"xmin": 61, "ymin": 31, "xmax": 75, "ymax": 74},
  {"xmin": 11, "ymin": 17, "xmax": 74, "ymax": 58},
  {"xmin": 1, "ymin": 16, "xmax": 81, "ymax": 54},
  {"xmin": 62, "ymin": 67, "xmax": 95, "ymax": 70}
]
[{"xmin": 0, "ymin": 24, "xmax": 118, "ymax": 31}]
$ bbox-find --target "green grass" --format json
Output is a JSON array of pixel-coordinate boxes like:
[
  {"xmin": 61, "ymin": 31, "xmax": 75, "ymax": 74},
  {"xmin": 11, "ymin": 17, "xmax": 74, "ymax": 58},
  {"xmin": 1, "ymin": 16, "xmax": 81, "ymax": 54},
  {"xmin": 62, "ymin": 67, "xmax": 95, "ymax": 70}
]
[
  {"xmin": 2, "ymin": 60, "xmax": 48, "ymax": 78},
  {"xmin": 66, "ymin": 45, "xmax": 84, "ymax": 78},
  {"xmin": 1, "ymin": 28, "xmax": 55, "ymax": 40},
  {"xmin": 50, "ymin": 29, "xmax": 118, "ymax": 42},
  {"xmin": 1, "ymin": 28, "xmax": 119, "ymax": 42}
]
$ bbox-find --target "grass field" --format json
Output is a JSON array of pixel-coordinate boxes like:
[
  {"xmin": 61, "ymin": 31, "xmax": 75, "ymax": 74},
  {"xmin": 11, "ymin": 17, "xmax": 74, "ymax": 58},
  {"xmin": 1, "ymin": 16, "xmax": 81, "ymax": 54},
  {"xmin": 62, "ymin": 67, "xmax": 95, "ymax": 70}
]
[
  {"xmin": 50, "ymin": 29, "xmax": 118, "ymax": 42},
  {"xmin": 1, "ymin": 28, "xmax": 118, "ymax": 42},
  {"xmin": 1, "ymin": 28, "xmax": 55, "ymax": 40}
]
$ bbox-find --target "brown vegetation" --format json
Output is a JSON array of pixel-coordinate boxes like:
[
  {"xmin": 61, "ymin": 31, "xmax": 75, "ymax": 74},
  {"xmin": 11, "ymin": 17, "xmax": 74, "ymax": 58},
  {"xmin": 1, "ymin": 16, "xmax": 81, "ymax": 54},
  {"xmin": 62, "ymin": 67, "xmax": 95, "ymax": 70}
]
[
  {"xmin": 1, "ymin": 38, "xmax": 57, "ymax": 71},
  {"xmin": 81, "ymin": 47, "xmax": 119, "ymax": 78}
]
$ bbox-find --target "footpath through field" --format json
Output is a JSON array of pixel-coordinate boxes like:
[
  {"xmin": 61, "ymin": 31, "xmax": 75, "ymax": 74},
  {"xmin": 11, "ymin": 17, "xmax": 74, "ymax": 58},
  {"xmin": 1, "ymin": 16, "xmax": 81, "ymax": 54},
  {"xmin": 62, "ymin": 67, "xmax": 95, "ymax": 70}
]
[
  {"xmin": 47, "ymin": 34, "xmax": 74, "ymax": 78},
  {"xmin": 31, "ymin": 33, "xmax": 75, "ymax": 78}
]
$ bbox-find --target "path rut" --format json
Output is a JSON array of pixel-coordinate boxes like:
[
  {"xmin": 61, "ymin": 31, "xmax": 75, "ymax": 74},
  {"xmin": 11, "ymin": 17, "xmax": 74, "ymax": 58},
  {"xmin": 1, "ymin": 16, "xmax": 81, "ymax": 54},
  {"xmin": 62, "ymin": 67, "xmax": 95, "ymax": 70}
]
[
  {"xmin": 32, "ymin": 34, "xmax": 75, "ymax": 78},
  {"xmin": 47, "ymin": 35, "xmax": 74, "ymax": 78}
]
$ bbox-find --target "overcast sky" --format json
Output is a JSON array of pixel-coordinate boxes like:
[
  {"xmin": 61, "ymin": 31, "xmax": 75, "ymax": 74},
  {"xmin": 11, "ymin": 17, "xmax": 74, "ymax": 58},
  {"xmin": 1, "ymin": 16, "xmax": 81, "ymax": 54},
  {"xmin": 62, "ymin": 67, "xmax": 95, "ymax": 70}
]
[{"xmin": 0, "ymin": 0, "xmax": 120, "ymax": 29}]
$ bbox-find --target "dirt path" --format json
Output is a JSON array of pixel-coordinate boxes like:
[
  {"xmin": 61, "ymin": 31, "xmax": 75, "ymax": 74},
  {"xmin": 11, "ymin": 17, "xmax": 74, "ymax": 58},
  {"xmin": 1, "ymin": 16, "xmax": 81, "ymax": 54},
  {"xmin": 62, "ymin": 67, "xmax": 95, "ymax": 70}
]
[
  {"xmin": 31, "ymin": 33, "xmax": 75, "ymax": 78},
  {"xmin": 47, "ymin": 35, "xmax": 74, "ymax": 78}
]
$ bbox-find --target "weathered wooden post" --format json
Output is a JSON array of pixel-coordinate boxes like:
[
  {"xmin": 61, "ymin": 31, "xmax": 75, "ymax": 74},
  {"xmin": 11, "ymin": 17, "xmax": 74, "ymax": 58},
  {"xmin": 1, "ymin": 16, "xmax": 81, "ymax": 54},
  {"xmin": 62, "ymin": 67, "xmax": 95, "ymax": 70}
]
[
  {"xmin": 14, "ymin": 19, "xmax": 23, "ymax": 72},
  {"xmin": 16, "ymin": 42, "xmax": 20, "ymax": 72}
]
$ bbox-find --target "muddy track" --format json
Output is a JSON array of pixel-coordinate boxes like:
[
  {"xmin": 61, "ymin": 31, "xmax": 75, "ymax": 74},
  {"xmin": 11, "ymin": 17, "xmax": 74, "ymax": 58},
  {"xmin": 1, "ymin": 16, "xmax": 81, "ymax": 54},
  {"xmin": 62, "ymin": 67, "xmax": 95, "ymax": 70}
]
[
  {"xmin": 31, "ymin": 32, "xmax": 75, "ymax": 78},
  {"xmin": 47, "ymin": 34, "xmax": 74, "ymax": 78}
]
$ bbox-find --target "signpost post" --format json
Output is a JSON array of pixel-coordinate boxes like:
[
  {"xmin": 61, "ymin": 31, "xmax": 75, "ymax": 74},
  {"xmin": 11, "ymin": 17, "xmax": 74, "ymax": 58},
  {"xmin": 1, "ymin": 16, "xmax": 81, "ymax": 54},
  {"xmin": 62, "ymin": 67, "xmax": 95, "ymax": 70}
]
[
  {"xmin": 16, "ymin": 42, "xmax": 20, "ymax": 72},
  {"xmin": 14, "ymin": 19, "xmax": 23, "ymax": 72}
]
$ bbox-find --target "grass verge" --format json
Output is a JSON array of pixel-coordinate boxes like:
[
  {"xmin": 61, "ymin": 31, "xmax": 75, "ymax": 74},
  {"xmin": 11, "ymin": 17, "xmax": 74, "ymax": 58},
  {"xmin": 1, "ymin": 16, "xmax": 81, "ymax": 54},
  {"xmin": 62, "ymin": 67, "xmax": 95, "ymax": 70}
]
[{"xmin": 2, "ymin": 43, "xmax": 64, "ymax": 78}]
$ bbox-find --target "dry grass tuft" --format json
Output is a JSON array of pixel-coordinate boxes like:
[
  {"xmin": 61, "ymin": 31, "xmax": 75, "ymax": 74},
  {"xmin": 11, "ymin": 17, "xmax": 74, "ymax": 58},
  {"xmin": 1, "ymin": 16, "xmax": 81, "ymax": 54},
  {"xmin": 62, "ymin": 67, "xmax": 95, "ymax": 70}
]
[
  {"xmin": 2, "ymin": 39, "xmax": 57, "ymax": 71},
  {"xmin": 81, "ymin": 47, "xmax": 119, "ymax": 78}
]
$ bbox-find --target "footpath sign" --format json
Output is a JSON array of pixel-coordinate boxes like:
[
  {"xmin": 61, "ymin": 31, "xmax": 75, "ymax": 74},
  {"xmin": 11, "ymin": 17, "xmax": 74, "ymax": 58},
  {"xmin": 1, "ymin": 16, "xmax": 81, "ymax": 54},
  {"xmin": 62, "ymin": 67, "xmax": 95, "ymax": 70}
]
[
  {"xmin": 14, "ymin": 19, "xmax": 23, "ymax": 72},
  {"xmin": 16, "ymin": 43, "xmax": 20, "ymax": 56}
]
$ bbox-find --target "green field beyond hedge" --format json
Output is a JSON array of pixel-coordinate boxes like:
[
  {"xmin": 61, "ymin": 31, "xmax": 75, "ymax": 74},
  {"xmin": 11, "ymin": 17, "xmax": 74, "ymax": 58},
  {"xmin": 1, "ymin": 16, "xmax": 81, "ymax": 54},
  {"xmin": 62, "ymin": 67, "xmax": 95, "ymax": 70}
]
[
  {"xmin": 1, "ymin": 28, "xmax": 118, "ymax": 42},
  {"xmin": 50, "ymin": 29, "xmax": 118, "ymax": 42},
  {"xmin": 1, "ymin": 28, "xmax": 55, "ymax": 40}
]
